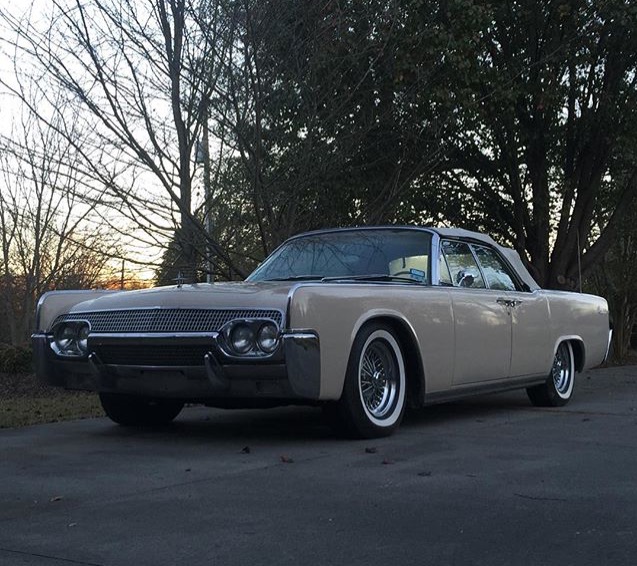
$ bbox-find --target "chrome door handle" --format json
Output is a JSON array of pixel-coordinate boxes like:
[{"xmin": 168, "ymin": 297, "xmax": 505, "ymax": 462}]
[{"xmin": 497, "ymin": 298, "xmax": 522, "ymax": 308}]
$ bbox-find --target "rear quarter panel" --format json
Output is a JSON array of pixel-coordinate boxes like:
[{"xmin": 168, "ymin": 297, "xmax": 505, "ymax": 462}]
[
  {"xmin": 545, "ymin": 291, "xmax": 610, "ymax": 370},
  {"xmin": 287, "ymin": 284, "xmax": 454, "ymax": 400}
]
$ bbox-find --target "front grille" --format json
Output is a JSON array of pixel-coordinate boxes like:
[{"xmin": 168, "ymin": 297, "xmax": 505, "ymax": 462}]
[
  {"xmin": 94, "ymin": 344, "xmax": 211, "ymax": 366},
  {"xmin": 52, "ymin": 308, "xmax": 283, "ymax": 333}
]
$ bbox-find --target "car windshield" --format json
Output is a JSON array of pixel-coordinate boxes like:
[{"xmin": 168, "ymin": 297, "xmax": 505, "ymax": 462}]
[{"xmin": 247, "ymin": 229, "xmax": 433, "ymax": 283}]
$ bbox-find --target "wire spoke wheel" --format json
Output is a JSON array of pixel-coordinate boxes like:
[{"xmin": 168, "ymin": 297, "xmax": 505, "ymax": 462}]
[
  {"xmin": 359, "ymin": 339, "xmax": 398, "ymax": 419},
  {"xmin": 552, "ymin": 342, "xmax": 573, "ymax": 396},
  {"xmin": 527, "ymin": 341, "xmax": 575, "ymax": 407},
  {"xmin": 331, "ymin": 323, "xmax": 407, "ymax": 438}
]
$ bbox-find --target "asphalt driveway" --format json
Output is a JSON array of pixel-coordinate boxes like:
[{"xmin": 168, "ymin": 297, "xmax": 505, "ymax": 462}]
[{"xmin": 1, "ymin": 365, "xmax": 636, "ymax": 566}]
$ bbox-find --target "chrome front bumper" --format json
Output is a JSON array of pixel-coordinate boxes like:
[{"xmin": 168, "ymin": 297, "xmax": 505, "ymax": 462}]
[{"xmin": 32, "ymin": 330, "xmax": 321, "ymax": 401}]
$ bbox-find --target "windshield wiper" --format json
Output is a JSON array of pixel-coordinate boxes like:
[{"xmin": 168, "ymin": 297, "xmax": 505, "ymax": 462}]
[
  {"xmin": 263, "ymin": 275, "xmax": 324, "ymax": 281},
  {"xmin": 263, "ymin": 274, "xmax": 426, "ymax": 284},
  {"xmin": 321, "ymin": 274, "xmax": 425, "ymax": 284}
]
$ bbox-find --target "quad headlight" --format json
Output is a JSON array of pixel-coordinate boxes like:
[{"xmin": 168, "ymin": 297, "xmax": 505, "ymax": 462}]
[
  {"xmin": 224, "ymin": 320, "xmax": 280, "ymax": 356},
  {"xmin": 50, "ymin": 321, "xmax": 90, "ymax": 358},
  {"xmin": 256, "ymin": 322, "xmax": 279, "ymax": 353},
  {"xmin": 230, "ymin": 324, "xmax": 256, "ymax": 354}
]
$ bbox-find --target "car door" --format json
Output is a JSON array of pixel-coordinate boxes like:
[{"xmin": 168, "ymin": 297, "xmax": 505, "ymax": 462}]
[
  {"xmin": 508, "ymin": 292, "xmax": 552, "ymax": 377},
  {"xmin": 440, "ymin": 240, "xmax": 512, "ymax": 385},
  {"xmin": 471, "ymin": 245, "xmax": 551, "ymax": 378}
]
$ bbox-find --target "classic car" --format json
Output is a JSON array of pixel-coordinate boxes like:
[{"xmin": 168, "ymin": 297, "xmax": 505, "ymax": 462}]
[{"xmin": 32, "ymin": 226, "xmax": 612, "ymax": 438}]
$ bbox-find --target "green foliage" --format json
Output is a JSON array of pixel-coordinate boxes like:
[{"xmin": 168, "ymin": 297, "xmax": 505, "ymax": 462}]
[
  {"xmin": 424, "ymin": 0, "xmax": 637, "ymax": 287},
  {"xmin": 154, "ymin": 0, "xmax": 637, "ymax": 310},
  {"xmin": 208, "ymin": 0, "xmax": 478, "ymax": 254},
  {"xmin": 0, "ymin": 344, "xmax": 33, "ymax": 374},
  {"xmin": 587, "ymin": 201, "xmax": 637, "ymax": 361}
]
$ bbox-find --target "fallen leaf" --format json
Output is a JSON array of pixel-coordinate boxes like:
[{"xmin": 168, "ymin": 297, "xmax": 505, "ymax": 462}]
[
  {"xmin": 280, "ymin": 455, "xmax": 294, "ymax": 464},
  {"xmin": 241, "ymin": 446, "xmax": 251, "ymax": 454},
  {"xmin": 50, "ymin": 496, "xmax": 63, "ymax": 502},
  {"xmin": 382, "ymin": 459, "xmax": 394, "ymax": 465},
  {"xmin": 364, "ymin": 447, "xmax": 377, "ymax": 454}
]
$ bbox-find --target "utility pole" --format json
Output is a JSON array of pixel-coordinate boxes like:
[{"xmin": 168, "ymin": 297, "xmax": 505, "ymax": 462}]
[{"xmin": 198, "ymin": 100, "xmax": 214, "ymax": 283}]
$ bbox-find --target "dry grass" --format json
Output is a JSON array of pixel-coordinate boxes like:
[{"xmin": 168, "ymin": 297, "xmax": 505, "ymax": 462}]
[{"xmin": 0, "ymin": 372, "xmax": 103, "ymax": 429}]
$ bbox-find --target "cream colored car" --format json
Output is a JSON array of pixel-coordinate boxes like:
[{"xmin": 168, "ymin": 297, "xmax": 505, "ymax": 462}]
[{"xmin": 32, "ymin": 227, "xmax": 611, "ymax": 438}]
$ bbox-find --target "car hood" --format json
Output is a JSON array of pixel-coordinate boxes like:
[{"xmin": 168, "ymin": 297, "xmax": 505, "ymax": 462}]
[{"xmin": 68, "ymin": 281, "xmax": 295, "ymax": 314}]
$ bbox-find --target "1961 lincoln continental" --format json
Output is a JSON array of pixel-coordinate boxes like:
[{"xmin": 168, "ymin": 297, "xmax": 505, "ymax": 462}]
[{"xmin": 32, "ymin": 227, "xmax": 612, "ymax": 438}]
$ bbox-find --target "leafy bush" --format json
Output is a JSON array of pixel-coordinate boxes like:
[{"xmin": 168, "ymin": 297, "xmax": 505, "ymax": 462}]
[{"xmin": 0, "ymin": 344, "xmax": 33, "ymax": 374}]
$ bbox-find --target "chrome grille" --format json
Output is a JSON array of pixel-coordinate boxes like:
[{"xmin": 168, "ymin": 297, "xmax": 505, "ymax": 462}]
[{"xmin": 51, "ymin": 308, "xmax": 283, "ymax": 333}]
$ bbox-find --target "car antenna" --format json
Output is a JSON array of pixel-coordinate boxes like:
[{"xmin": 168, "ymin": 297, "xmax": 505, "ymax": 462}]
[
  {"xmin": 576, "ymin": 231, "xmax": 582, "ymax": 293},
  {"xmin": 173, "ymin": 271, "xmax": 186, "ymax": 289}
]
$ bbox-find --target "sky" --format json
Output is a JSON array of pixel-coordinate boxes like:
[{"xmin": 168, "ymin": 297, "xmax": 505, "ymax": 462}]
[{"xmin": 0, "ymin": 2, "xmax": 164, "ymax": 283}]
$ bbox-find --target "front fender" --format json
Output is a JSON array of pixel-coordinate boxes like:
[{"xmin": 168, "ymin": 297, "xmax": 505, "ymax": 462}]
[{"xmin": 35, "ymin": 290, "xmax": 121, "ymax": 332}]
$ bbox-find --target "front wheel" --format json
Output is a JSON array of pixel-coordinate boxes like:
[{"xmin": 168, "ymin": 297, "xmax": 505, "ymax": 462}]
[
  {"xmin": 331, "ymin": 323, "xmax": 407, "ymax": 438},
  {"xmin": 99, "ymin": 393, "xmax": 184, "ymax": 426},
  {"xmin": 527, "ymin": 341, "xmax": 575, "ymax": 407}
]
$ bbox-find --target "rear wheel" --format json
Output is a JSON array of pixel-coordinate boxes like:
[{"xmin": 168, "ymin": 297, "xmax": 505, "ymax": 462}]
[
  {"xmin": 99, "ymin": 393, "xmax": 184, "ymax": 426},
  {"xmin": 527, "ymin": 341, "xmax": 575, "ymax": 407},
  {"xmin": 331, "ymin": 323, "xmax": 406, "ymax": 438}
]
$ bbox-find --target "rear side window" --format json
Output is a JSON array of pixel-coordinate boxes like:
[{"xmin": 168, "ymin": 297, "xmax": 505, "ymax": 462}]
[
  {"xmin": 473, "ymin": 246, "xmax": 517, "ymax": 291},
  {"xmin": 441, "ymin": 241, "xmax": 486, "ymax": 288}
]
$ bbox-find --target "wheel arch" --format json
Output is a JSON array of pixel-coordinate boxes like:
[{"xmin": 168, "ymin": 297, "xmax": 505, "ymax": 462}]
[
  {"xmin": 569, "ymin": 339, "xmax": 585, "ymax": 372},
  {"xmin": 554, "ymin": 336, "xmax": 585, "ymax": 373},
  {"xmin": 355, "ymin": 315, "xmax": 426, "ymax": 409}
]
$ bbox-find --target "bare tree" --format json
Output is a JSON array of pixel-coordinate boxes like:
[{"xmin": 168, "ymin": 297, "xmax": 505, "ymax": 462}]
[
  {"xmin": 0, "ymin": 93, "xmax": 119, "ymax": 344},
  {"xmin": 0, "ymin": 0, "xmax": 246, "ymax": 281}
]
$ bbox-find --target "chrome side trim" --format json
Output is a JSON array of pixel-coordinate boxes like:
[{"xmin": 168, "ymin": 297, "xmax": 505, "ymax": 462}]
[
  {"xmin": 430, "ymin": 232, "xmax": 441, "ymax": 285},
  {"xmin": 424, "ymin": 374, "xmax": 548, "ymax": 405},
  {"xmin": 603, "ymin": 329, "xmax": 613, "ymax": 364}
]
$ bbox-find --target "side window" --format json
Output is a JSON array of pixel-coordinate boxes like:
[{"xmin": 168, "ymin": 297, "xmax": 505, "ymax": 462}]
[
  {"xmin": 473, "ymin": 246, "xmax": 517, "ymax": 291},
  {"xmin": 441, "ymin": 241, "xmax": 486, "ymax": 288}
]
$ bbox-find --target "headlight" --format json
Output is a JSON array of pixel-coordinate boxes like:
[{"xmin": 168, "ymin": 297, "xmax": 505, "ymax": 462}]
[
  {"xmin": 230, "ymin": 324, "xmax": 255, "ymax": 354},
  {"xmin": 77, "ymin": 324, "xmax": 90, "ymax": 353},
  {"xmin": 222, "ymin": 318, "xmax": 281, "ymax": 357},
  {"xmin": 55, "ymin": 325, "xmax": 77, "ymax": 352},
  {"xmin": 257, "ymin": 322, "xmax": 279, "ymax": 353},
  {"xmin": 51, "ymin": 321, "xmax": 90, "ymax": 357}
]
